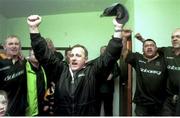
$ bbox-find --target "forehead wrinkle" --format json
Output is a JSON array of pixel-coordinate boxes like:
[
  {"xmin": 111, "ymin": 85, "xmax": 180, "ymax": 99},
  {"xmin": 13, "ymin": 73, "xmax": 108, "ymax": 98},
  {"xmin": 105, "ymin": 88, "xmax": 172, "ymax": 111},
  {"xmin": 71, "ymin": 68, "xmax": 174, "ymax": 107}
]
[
  {"xmin": 6, "ymin": 38, "xmax": 20, "ymax": 45},
  {"xmin": 144, "ymin": 41, "xmax": 156, "ymax": 46},
  {"xmin": 173, "ymin": 29, "xmax": 180, "ymax": 35},
  {"xmin": 72, "ymin": 47, "xmax": 85, "ymax": 55}
]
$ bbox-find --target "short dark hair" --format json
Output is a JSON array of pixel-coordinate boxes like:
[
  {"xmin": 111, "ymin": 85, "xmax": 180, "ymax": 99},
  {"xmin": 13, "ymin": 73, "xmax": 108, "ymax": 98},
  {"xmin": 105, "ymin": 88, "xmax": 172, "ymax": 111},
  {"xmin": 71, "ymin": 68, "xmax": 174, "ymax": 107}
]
[
  {"xmin": 72, "ymin": 44, "xmax": 88, "ymax": 58},
  {"xmin": 65, "ymin": 47, "xmax": 72, "ymax": 56},
  {"xmin": 143, "ymin": 39, "xmax": 156, "ymax": 47}
]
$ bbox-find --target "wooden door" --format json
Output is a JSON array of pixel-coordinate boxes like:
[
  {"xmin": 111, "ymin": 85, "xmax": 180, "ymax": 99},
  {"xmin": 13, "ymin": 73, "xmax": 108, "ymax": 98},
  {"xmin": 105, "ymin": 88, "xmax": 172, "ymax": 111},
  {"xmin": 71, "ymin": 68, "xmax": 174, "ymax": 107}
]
[{"xmin": 119, "ymin": 30, "xmax": 132, "ymax": 116}]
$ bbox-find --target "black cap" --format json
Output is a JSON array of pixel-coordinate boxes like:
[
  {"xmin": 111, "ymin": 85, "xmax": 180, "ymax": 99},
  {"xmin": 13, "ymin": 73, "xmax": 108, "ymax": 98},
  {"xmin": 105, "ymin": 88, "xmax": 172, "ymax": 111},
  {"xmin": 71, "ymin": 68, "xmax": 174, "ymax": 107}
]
[{"xmin": 100, "ymin": 3, "xmax": 129, "ymax": 24}]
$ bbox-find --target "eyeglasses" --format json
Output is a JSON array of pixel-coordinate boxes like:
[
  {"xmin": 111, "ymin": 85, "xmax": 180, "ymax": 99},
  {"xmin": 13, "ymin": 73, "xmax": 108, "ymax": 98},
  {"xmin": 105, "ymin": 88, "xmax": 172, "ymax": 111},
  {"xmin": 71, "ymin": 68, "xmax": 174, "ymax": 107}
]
[{"xmin": 171, "ymin": 35, "xmax": 180, "ymax": 39}]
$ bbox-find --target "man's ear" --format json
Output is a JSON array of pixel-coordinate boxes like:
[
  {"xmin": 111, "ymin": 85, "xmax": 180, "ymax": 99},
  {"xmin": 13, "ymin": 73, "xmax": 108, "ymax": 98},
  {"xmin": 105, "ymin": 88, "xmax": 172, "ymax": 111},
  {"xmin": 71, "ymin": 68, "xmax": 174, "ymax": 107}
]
[
  {"xmin": 142, "ymin": 47, "xmax": 145, "ymax": 53},
  {"xmin": 155, "ymin": 47, "xmax": 158, "ymax": 52},
  {"xmin": 3, "ymin": 45, "xmax": 6, "ymax": 50},
  {"xmin": 85, "ymin": 57, "xmax": 88, "ymax": 63}
]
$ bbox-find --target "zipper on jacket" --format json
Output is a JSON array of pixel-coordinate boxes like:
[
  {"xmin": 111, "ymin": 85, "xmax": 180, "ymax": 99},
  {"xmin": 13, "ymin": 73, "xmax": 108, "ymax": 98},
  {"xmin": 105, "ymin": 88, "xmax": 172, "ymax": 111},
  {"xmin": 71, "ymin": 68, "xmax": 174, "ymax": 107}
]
[
  {"xmin": 71, "ymin": 84, "xmax": 75, "ymax": 115},
  {"xmin": 69, "ymin": 67, "xmax": 76, "ymax": 115},
  {"xmin": 69, "ymin": 67, "xmax": 74, "ymax": 84}
]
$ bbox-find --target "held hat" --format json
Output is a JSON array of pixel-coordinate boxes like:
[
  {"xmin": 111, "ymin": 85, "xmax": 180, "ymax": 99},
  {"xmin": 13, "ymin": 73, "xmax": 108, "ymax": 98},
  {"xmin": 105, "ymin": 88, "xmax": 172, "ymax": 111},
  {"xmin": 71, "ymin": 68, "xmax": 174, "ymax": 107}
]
[{"xmin": 100, "ymin": 3, "xmax": 129, "ymax": 24}]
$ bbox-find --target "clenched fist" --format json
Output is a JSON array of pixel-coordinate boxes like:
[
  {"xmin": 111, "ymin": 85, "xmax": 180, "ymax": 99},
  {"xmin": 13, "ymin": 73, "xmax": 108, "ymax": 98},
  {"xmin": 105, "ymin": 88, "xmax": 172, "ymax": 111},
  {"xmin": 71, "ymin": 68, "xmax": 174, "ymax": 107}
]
[
  {"xmin": 27, "ymin": 15, "xmax": 41, "ymax": 28},
  {"xmin": 27, "ymin": 15, "xmax": 41, "ymax": 33}
]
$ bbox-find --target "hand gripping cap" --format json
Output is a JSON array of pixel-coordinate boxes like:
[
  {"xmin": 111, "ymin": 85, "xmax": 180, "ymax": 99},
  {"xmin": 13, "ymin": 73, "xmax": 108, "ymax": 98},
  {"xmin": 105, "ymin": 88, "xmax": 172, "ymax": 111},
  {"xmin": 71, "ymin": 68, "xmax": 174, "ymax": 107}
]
[{"xmin": 100, "ymin": 3, "xmax": 129, "ymax": 24}]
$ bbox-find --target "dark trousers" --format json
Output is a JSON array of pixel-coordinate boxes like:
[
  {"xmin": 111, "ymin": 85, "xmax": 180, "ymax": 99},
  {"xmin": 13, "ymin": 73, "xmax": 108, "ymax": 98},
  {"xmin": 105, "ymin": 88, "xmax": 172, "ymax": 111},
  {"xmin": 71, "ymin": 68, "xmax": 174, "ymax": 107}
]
[
  {"xmin": 161, "ymin": 96, "xmax": 177, "ymax": 116},
  {"xmin": 97, "ymin": 93, "xmax": 113, "ymax": 116},
  {"xmin": 135, "ymin": 104, "xmax": 163, "ymax": 116},
  {"xmin": 175, "ymin": 100, "xmax": 180, "ymax": 115}
]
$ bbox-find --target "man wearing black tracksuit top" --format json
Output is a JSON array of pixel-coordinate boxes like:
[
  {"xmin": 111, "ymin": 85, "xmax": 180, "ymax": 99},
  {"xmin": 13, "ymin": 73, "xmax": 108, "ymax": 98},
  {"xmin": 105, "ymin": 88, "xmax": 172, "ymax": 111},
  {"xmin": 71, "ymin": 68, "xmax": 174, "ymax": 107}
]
[
  {"xmin": 134, "ymin": 31, "xmax": 180, "ymax": 116},
  {"xmin": 126, "ymin": 51, "xmax": 167, "ymax": 115},
  {"xmin": 0, "ymin": 57, "xmax": 27, "ymax": 116},
  {"xmin": 124, "ymin": 39, "xmax": 167, "ymax": 116},
  {"xmin": 27, "ymin": 15, "xmax": 124, "ymax": 116},
  {"xmin": 160, "ymin": 47, "xmax": 180, "ymax": 115},
  {"xmin": 0, "ymin": 35, "xmax": 27, "ymax": 116},
  {"xmin": 156, "ymin": 28, "xmax": 180, "ymax": 116}
]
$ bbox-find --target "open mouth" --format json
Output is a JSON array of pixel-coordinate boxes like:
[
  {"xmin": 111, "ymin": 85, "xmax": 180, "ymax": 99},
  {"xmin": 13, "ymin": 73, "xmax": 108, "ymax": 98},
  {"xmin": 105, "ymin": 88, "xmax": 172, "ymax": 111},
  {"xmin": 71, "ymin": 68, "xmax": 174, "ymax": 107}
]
[
  {"xmin": 147, "ymin": 49, "xmax": 153, "ymax": 53},
  {"xmin": 172, "ymin": 41, "xmax": 178, "ymax": 46},
  {"xmin": 0, "ymin": 110, "xmax": 5, "ymax": 116},
  {"xmin": 72, "ymin": 62, "xmax": 77, "ymax": 66},
  {"xmin": 11, "ymin": 50, "xmax": 18, "ymax": 53},
  {"xmin": 72, "ymin": 62, "xmax": 78, "ymax": 66}
]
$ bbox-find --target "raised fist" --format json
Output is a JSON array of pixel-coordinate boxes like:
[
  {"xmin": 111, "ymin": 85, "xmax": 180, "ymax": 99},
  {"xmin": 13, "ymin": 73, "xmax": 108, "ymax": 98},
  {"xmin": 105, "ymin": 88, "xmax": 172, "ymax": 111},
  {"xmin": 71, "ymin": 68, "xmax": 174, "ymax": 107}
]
[
  {"xmin": 135, "ymin": 33, "xmax": 144, "ymax": 41},
  {"xmin": 27, "ymin": 15, "xmax": 42, "ymax": 27}
]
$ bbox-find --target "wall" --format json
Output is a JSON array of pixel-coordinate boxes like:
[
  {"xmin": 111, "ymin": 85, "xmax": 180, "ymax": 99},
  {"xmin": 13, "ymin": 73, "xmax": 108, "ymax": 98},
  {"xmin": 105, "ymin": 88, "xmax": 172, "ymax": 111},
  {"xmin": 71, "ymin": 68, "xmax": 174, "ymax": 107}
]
[
  {"xmin": 134, "ymin": 0, "xmax": 180, "ymax": 52},
  {"xmin": 0, "ymin": 14, "xmax": 7, "ymax": 45},
  {"xmin": 6, "ymin": 12, "xmax": 115, "ymax": 59}
]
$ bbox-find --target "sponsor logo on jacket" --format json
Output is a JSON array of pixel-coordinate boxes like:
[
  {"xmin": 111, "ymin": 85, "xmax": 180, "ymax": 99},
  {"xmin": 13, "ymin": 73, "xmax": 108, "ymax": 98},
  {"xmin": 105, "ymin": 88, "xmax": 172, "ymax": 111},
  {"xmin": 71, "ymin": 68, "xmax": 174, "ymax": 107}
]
[
  {"xmin": 140, "ymin": 68, "xmax": 162, "ymax": 75},
  {"xmin": 166, "ymin": 56, "xmax": 174, "ymax": 60},
  {"xmin": 139, "ymin": 60, "xmax": 146, "ymax": 64},
  {"xmin": 0, "ymin": 66, "xmax": 10, "ymax": 71},
  {"xmin": 78, "ymin": 73, "xmax": 85, "ymax": 78},
  {"xmin": 4, "ymin": 70, "xmax": 24, "ymax": 81},
  {"xmin": 167, "ymin": 65, "xmax": 180, "ymax": 71}
]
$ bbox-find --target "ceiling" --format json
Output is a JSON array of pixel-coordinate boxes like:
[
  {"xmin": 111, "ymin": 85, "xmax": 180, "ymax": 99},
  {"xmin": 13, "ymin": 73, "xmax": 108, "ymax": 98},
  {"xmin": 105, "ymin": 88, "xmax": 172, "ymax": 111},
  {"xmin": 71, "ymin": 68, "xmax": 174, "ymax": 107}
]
[{"xmin": 0, "ymin": 0, "xmax": 126, "ymax": 18}]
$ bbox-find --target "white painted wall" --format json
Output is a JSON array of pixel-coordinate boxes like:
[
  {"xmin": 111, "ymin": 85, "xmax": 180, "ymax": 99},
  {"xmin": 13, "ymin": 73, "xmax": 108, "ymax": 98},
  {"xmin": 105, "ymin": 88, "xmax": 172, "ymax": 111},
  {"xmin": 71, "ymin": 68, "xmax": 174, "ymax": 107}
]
[{"xmin": 0, "ymin": 14, "xmax": 7, "ymax": 45}]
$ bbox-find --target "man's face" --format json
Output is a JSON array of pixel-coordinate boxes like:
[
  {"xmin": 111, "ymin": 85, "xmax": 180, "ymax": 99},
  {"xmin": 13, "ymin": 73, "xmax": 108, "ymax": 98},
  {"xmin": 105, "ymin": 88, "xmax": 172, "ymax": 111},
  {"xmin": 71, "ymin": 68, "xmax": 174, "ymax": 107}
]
[
  {"xmin": 171, "ymin": 29, "xmax": 180, "ymax": 49},
  {"xmin": 4, "ymin": 37, "xmax": 21, "ymax": 58},
  {"xmin": 143, "ymin": 41, "xmax": 157, "ymax": 58},
  {"xmin": 0, "ymin": 94, "xmax": 8, "ymax": 116},
  {"xmin": 69, "ymin": 47, "xmax": 87, "ymax": 71}
]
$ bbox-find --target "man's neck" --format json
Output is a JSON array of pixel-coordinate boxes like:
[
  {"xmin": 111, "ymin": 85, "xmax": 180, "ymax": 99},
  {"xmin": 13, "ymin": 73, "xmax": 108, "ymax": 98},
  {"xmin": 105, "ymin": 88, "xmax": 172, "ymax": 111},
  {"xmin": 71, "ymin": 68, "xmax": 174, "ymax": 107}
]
[
  {"xmin": 30, "ymin": 61, "xmax": 39, "ymax": 68},
  {"xmin": 174, "ymin": 48, "xmax": 180, "ymax": 56},
  {"xmin": 7, "ymin": 55, "xmax": 19, "ymax": 64},
  {"xmin": 144, "ymin": 53, "xmax": 159, "ymax": 62}
]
